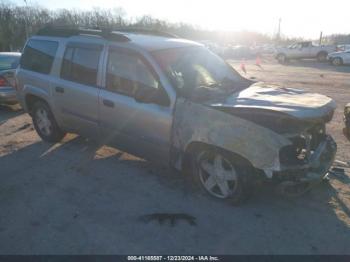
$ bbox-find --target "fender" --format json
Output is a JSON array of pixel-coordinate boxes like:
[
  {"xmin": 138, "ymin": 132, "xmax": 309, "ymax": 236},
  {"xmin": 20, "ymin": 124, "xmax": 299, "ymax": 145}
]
[
  {"xmin": 171, "ymin": 98, "xmax": 291, "ymax": 177},
  {"xmin": 21, "ymin": 84, "xmax": 51, "ymax": 112}
]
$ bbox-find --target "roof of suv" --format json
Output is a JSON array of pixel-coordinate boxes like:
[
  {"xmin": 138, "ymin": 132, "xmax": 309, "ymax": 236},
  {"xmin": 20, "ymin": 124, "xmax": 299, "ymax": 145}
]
[
  {"xmin": 116, "ymin": 32, "xmax": 202, "ymax": 52},
  {"xmin": 35, "ymin": 27, "xmax": 202, "ymax": 52}
]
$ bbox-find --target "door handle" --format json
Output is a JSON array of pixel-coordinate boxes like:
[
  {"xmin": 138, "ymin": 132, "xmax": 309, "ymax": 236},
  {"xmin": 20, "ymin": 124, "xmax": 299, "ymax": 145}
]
[
  {"xmin": 55, "ymin": 86, "xmax": 64, "ymax": 93},
  {"xmin": 103, "ymin": 99, "xmax": 114, "ymax": 108}
]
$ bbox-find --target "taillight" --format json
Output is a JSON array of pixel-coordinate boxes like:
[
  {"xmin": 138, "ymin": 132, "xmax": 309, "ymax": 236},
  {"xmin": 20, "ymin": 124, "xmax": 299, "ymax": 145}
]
[{"xmin": 0, "ymin": 76, "xmax": 8, "ymax": 87}]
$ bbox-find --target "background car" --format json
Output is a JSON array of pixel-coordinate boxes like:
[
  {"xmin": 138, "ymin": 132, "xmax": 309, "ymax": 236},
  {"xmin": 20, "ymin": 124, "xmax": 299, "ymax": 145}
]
[
  {"xmin": 328, "ymin": 50, "xmax": 350, "ymax": 66},
  {"xmin": 275, "ymin": 41, "xmax": 337, "ymax": 63},
  {"xmin": 336, "ymin": 44, "xmax": 350, "ymax": 52},
  {"xmin": 0, "ymin": 52, "xmax": 21, "ymax": 105}
]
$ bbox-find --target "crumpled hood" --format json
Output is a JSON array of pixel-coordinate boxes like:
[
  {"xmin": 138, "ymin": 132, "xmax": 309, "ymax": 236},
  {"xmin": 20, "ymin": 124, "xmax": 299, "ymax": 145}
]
[{"xmin": 209, "ymin": 82, "xmax": 336, "ymax": 120}]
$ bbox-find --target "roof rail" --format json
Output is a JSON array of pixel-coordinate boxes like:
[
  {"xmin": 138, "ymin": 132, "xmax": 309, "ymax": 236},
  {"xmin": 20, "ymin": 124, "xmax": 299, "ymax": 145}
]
[
  {"xmin": 113, "ymin": 28, "xmax": 178, "ymax": 38},
  {"xmin": 36, "ymin": 26, "xmax": 130, "ymax": 42}
]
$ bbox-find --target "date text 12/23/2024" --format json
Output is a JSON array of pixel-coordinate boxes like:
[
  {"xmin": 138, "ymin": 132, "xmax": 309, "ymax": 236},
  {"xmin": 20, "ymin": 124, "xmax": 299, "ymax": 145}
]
[{"xmin": 127, "ymin": 256, "xmax": 219, "ymax": 261}]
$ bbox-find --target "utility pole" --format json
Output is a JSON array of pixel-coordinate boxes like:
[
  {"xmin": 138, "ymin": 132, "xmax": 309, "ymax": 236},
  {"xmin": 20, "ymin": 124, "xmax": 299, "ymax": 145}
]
[
  {"xmin": 319, "ymin": 31, "xmax": 323, "ymax": 45},
  {"xmin": 23, "ymin": 0, "xmax": 29, "ymax": 40},
  {"xmin": 276, "ymin": 18, "xmax": 282, "ymax": 42}
]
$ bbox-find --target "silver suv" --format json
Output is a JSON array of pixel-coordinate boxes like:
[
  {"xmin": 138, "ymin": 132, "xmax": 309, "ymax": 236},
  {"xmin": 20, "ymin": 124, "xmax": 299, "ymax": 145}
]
[{"xmin": 16, "ymin": 27, "xmax": 337, "ymax": 203}]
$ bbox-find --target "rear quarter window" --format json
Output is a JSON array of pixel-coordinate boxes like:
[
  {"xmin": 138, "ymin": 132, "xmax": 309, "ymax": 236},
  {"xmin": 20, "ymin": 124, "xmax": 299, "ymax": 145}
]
[{"xmin": 20, "ymin": 39, "xmax": 58, "ymax": 75}]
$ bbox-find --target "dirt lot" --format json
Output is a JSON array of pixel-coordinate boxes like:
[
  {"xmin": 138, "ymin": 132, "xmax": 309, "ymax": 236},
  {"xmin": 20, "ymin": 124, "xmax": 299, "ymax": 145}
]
[{"xmin": 0, "ymin": 59, "xmax": 350, "ymax": 254}]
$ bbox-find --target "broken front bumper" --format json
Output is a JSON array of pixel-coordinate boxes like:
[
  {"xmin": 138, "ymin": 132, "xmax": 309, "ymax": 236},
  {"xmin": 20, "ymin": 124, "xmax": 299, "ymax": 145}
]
[{"xmin": 275, "ymin": 135, "xmax": 337, "ymax": 183}]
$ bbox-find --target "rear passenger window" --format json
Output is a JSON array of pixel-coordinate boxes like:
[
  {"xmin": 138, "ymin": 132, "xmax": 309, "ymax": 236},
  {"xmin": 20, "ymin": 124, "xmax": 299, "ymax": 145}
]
[
  {"xmin": 106, "ymin": 50, "xmax": 159, "ymax": 97},
  {"xmin": 61, "ymin": 45, "xmax": 101, "ymax": 86},
  {"xmin": 20, "ymin": 39, "xmax": 58, "ymax": 74}
]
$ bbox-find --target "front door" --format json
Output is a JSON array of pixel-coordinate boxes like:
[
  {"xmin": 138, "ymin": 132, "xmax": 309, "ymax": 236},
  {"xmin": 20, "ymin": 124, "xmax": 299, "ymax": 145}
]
[{"xmin": 98, "ymin": 47, "xmax": 173, "ymax": 163}]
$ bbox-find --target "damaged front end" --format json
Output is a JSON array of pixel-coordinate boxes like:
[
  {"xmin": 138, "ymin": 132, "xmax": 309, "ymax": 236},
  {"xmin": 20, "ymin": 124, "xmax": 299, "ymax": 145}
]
[
  {"xmin": 172, "ymin": 83, "xmax": 337, "ymax": 196},
  {"xmin": 275, "ymin": 124, "xmax": 337, "ymax": 186},
  {"xmin": 217, "ymin": 107, "xmax": 337, "ymax": 186},
  {"xmin": 207, "ymin": 88, "xmax": 338, "ymax": 194}
]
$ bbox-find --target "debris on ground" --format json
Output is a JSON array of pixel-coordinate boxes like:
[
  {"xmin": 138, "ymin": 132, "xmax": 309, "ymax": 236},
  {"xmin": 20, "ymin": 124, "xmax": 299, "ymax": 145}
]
[
  {"xmin": 139, "ymin": 213, "xmax": 197, "ymax": 226},
  {"xmin": 333, "ymin": 160, "xmax": 350, "ymax": 168},
  {"xmin": 15, "ymin": 123, "xmax": 31, "ymax": 132},
  {"xmin": 329, "ymin": 168, "xmax": 349, "ymax": 182}
]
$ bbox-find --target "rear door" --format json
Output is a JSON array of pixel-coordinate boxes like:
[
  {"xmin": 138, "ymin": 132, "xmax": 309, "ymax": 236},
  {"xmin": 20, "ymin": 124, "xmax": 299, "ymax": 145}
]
[
  {"xmin": 98, "ymin": 46, "xmax": 173, "ymax": 163},
  {"xmin": 302, "ymin": 42, "xmax": 313, "ymax": 58},
  {"xmin": 52, "ymin": 42, "xmax": 103, "ymax": 138}
]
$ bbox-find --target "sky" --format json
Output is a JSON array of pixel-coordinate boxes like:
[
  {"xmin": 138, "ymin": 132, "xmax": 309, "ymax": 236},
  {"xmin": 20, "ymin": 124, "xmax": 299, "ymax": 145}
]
[{"xmin": 11, "ymin": 0, "xmax": 349, "ymax": 39}]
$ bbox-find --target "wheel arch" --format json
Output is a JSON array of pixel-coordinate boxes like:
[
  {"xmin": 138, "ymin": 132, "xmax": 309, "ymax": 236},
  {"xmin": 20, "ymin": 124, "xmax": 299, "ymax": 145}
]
[
  {"xmin": 317, "ymin": 50, "xmax": 328, "ymax": 56},
  {"xmin": 317, "ymin": 51, "xmax": 328, "ymax": 61},
  {"xmin": 25, "ymin": 94, "xmax": 49, "ymax": 115},
  {"xmin": 182, "ymin": 141, "xmax": 256, "ymax": 175}
]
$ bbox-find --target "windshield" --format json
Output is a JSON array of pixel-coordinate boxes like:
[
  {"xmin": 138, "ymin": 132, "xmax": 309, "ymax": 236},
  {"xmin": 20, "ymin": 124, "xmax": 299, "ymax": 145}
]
[
  {"xmin": 0, "ymin": 55, "xmax": 20, "ymax": 71},
  {"xmin": 152, "ymin": 46, "xmax": 244, "ymax": 97}
]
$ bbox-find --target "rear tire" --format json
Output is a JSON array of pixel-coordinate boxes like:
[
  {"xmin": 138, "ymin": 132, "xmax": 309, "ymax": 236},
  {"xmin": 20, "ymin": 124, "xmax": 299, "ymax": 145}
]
[
  {"xmin": 32, "ymin": 101, "xmax": 66, "ymax": 143},
  {"xmin": 191, "ymin": 147, "xmax": 252, "ymax": 204},
  {"xmin": 277, "ymin": 53, "xmax": 287, "ymax": 64},
  {"xmin": 317, "ymin": 52, "xmax": 328, "ymax": 62}
]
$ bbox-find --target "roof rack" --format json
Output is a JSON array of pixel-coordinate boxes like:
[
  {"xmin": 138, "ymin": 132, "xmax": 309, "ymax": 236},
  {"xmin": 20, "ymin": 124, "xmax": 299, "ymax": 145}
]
[
  {"xmin": 113, "ymin": 28, "xmax": 178, "ymax": 38},
  {"xmin": 36, "ymin": 26, "xmax": 130, "ymax": 42}
]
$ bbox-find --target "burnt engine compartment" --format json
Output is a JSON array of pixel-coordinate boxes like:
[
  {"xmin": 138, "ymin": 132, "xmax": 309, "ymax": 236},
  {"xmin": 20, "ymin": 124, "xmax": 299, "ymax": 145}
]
[{"xmin": 278, "ymin": 124, "xmax": 326, "ymax": 166}]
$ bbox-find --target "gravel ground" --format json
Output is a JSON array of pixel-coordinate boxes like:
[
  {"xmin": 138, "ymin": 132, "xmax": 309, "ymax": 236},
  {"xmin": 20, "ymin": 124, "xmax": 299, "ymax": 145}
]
[{"xmin": 0, "ymin": 59, "xmax": 349, "ymax": 254}]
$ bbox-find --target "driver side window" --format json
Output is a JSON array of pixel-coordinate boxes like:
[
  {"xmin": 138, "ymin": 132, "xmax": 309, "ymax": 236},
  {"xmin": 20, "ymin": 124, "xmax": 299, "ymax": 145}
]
[{"xmin": 106, "ymin": 49, "xmax": 159, "ymax": 97}]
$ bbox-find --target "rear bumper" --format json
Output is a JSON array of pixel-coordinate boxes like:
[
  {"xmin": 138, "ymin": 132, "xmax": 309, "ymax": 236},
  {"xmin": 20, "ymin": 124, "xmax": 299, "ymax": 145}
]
[
  {"xmin": 274, "ymin": 135, "xmax": 337, "ymax": 183},
  {"xmin": 0, "ymin": 87, "xmax": 17, "ymax": 104}
]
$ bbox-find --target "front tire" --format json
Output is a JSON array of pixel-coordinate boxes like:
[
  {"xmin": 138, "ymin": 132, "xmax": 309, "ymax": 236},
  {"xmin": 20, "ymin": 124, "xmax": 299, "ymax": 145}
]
[
  {"xmin": 332, "ymin": 57, "xmax": 343, "ymax": 66},
  {"xmin": 32, "ymin": 101, "xmax": 66, "ymax": 143},
  {"xmin": 191, "ymin": 148, "xmax": 251, "ymax": 204}
]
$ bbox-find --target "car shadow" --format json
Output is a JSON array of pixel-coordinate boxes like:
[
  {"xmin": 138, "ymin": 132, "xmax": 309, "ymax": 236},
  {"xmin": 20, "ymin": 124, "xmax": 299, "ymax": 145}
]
[
  {"xmin": 0, "ymin": 104, "xmax": 23, "ymax": 125},
  {"xmin": 285, "ymin": 59, "xmax": 350, "ymax": 73},
  {"xmin": 0, "ymin": 136, "xmax": 349, "ymax": 253}
]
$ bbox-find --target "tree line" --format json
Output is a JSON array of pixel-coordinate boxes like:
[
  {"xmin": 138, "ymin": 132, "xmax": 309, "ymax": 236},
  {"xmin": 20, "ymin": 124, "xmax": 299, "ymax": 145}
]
[{"xmin": 0, "ymin": 1, "xmax": 349, "ymax": 52}]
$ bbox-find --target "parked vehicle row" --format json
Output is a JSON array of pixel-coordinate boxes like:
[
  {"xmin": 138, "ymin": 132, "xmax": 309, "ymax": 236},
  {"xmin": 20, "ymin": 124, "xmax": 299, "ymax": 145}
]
[{"xmin": 14, "ymin": 27, "xmax": 337, "ymax": 203}]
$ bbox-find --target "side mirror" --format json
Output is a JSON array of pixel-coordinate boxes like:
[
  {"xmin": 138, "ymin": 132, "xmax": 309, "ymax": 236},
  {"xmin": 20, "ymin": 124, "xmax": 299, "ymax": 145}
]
[{"xmin": 134, "ymin": 86, "xmax": 170, "ymax": 106}]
